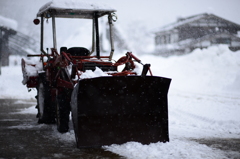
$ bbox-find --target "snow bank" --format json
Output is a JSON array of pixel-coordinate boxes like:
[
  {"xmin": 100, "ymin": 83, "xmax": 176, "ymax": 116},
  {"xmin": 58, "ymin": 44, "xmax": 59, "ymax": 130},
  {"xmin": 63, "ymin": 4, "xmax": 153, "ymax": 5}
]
[
  {"xmin": 16, "ymin": 105, "xmax": 36, "ymax": 114},
  {"xmin": 104, "ymin": 139, "xmax": 226, "ymax": 159},
  {"xmin": 140, "ymin": 45, "xmax": 240, "ymax": 95},
  {"xmin": 0, "ymin": 65, "xmax": 37, "ymax": 99},
  {"xmin": 0, "ymin": 15, "xmax": 18, "ymax": 30},
  {"xmin": 80, "ymin": 67, "xmax": 111, "ymax": 79},
  {"xmin": 226, "ymin": 69, "xmax": 240, "ymax": 93}
]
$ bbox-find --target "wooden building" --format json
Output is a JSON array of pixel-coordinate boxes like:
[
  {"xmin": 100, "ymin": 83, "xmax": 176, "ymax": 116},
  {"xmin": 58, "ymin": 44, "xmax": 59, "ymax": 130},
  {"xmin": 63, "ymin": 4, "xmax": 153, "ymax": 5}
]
[
  {"xmin": 154, "ymin": 13, "xmax": 240, "ymax": 56},
  {"xmin": 0, "ymin": 15, "xmax": 39, "ymax": 75},
  {"xmin": 0, "ymin": 26, "xmax": 16, "ymax": 69},
  {"xmin": 0, "ymin": 15, "xmax": 17, "ymax": 72}
]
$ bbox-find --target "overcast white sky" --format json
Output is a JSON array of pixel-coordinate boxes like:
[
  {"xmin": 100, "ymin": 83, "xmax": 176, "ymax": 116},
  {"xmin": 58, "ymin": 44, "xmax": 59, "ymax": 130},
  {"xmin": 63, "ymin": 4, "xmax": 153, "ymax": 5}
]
[
  {"xmin": 0, "ymin": 0, "xmax": 239, "ymax": 34},
  {"xmin": 106, "ymin": 0, "xmax": 240, "ymax": 29}
]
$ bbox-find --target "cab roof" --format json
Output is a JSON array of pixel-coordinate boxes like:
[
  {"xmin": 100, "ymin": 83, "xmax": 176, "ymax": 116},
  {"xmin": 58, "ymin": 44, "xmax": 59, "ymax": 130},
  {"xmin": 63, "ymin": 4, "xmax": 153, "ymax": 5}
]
[{"xmin": 37, "ymin": 1, "xmax": 116, "ymax": 19}]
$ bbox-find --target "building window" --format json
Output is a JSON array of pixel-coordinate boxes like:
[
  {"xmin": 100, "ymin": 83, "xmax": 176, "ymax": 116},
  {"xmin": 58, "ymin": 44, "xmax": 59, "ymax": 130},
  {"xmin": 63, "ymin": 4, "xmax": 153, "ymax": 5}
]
[
  {"xmin": 216, "ymin": 38, "xmax": 231, "ymax": 44},
  {"xmin": 167, "ymin": 34, "xmax": 171, "ymax": 43},
  {"xmin": 155, "ymin": 36, "xmax": 162, "ymax": 45},
  {"xmin": 162, "ymin": 35, "xmax": 165, "ymax": 44}
]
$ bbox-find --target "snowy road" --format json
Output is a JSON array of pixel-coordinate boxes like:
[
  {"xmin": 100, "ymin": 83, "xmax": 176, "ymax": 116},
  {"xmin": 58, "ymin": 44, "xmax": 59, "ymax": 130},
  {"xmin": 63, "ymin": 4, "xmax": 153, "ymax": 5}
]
[
  {"xmin": 0, "ymin": 99, "xmax": 122, "ymax": 158},
  {"xmin": 1, "ymin": 93, "xmax": 239, "ymax": 159}
]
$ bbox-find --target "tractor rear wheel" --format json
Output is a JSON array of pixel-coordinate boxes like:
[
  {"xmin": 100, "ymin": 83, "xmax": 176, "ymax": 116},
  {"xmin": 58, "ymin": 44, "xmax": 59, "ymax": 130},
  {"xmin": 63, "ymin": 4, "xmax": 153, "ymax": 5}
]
[
  {"xmin": 37, "ymin": 73, "xmax": 55, "ymax": 124},
  {"xmin": 56, "ymin": 90, "xmax": 70, "ymax": 133}
]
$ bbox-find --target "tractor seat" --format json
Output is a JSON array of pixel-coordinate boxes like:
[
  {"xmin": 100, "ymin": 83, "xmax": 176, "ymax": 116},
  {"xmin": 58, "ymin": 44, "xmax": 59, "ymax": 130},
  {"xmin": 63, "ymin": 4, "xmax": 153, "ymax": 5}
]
[{"xmin": 60, "ymin": 47, "xmax": 90, "ymax": 56}]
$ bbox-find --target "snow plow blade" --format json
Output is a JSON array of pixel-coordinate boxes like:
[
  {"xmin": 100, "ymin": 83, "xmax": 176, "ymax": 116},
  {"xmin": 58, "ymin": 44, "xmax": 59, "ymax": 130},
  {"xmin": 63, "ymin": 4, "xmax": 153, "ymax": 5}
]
[{"xmin": 71, "ymin": 76, "xmax": 171, "ymax": 148}]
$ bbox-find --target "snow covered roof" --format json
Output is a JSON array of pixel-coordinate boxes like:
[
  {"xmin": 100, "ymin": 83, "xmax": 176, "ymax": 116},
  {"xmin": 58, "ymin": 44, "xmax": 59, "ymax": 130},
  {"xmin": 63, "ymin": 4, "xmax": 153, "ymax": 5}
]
[
  {"xmin": 158, "ymin": 14, "xmax": 206, "ymax": 32},
  {"xmin": 155, "ymin": 13, "xmax": 240, "ymax": 33},
  {"xmin": 0, "ymin": 15, "xmax": 18, "ymax": 30},
  {"xmin": 37, "ymin": 0, "xmax": 116, "ymax": 19}
]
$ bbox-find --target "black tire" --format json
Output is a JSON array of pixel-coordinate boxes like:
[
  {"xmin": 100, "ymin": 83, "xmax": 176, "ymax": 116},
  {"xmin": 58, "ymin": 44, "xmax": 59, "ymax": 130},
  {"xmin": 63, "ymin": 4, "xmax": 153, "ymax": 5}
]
[
  {"xmin": 56, "ymin": 90, "xmax": 71, "ymax": 133},
  {"xmin": 37, "ymin": 73, "xmax": 56, "ymax": 124}
]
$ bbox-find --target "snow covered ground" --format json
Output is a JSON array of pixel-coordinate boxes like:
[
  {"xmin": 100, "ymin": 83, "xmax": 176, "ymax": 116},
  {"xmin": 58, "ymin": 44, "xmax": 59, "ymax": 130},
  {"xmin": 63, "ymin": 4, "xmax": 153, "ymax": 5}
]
[{"xmin": 1, "ymin": 45, "xmax": 240, "ymax": 158}]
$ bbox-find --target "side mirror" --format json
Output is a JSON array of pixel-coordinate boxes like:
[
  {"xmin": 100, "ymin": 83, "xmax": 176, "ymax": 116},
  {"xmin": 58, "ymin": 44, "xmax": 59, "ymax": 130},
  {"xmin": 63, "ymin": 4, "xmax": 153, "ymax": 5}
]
[{"xmin": 33, "ymin": 18, "xmax": 40, "ymax": 25}]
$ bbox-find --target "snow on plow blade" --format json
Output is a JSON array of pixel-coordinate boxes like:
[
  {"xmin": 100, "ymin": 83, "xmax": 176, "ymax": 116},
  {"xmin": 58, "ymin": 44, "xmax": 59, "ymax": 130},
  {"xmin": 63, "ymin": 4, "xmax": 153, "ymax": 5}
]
[{"xmin": 71, "ymin": 76, "xmax": 171, "ymax": 148}]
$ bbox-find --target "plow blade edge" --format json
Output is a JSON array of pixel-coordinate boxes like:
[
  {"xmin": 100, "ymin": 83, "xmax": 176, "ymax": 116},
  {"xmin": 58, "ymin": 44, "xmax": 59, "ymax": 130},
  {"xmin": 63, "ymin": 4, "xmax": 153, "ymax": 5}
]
[{"xmin": 71, "ymin": 76, "xmax": 171, "ymax": 148}]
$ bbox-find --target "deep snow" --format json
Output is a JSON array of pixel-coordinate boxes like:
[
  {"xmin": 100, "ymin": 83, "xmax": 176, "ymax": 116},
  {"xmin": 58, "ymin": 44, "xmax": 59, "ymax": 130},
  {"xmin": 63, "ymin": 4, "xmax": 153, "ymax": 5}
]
[{"xmin": 1, "ymin": 45, "xmax": 240, "ymax": 158}]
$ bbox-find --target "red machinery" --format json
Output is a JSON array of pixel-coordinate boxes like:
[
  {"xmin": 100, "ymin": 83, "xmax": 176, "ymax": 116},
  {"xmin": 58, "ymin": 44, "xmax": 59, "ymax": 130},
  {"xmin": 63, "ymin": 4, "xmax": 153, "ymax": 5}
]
[{"xmin": 22, "ymin": 1, "xmax": 171, "ymax": 148}]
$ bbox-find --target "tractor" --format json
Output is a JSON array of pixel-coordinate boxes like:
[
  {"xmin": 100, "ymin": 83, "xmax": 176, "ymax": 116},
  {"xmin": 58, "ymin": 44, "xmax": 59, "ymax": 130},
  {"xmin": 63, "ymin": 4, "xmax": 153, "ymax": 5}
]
[{"xmin": 21, "ymin": 1, "xmax": 171, "ymax": 148}]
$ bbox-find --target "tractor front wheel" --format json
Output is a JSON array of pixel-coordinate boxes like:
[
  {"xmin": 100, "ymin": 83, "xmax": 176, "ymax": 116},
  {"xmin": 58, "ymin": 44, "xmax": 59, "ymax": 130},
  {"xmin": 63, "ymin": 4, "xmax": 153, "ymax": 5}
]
[
  {"xmin": 37, "ymin": 73, "xmax": 55, "ymax": 124},
  {"xmin": 56, "ymin": 90, "xmax": 71, "ymax": 133}
]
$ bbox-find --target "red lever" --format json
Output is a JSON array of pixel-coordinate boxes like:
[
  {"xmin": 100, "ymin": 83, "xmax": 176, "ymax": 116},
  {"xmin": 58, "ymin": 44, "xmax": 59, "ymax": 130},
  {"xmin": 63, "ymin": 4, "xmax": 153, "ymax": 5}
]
[{"xmin": 126, "ymin": 52, "xmax": 142, "ymax": 64}]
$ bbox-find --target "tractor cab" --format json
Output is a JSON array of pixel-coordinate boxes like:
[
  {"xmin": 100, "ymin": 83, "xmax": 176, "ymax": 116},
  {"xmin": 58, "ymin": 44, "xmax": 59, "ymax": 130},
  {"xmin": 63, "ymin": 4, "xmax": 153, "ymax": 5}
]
[{"xmin": 34, "ymin": 1, "xmax": 117, "ymax": 61}]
